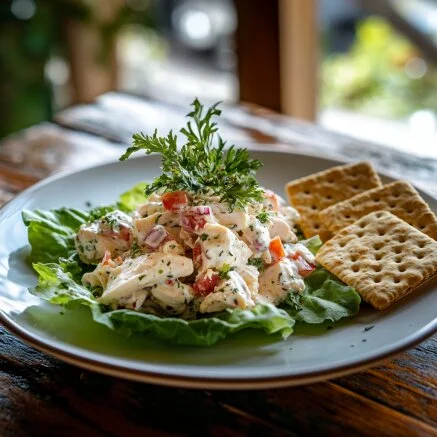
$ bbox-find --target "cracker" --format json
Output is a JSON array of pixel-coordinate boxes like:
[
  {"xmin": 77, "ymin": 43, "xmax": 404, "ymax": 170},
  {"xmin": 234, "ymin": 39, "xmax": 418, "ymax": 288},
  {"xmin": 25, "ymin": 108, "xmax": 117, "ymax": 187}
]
[
  {"xmin": 316, "ymin": 211, "xmax": 437, "ymax": 309},
  {"xmin": 320, "ymin": 181, "xmax": 437, "ymax": 240},
  {"xmin": 285, "ymin": 161, "xmax": 382, "ymax": 240}
]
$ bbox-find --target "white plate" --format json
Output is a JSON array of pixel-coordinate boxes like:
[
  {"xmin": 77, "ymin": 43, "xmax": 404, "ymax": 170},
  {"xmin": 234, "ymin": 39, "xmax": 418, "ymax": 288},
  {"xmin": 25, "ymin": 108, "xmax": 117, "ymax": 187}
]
[{"xmin": 1, "ymin": 150, "xmax": 436, "ymax": 389}]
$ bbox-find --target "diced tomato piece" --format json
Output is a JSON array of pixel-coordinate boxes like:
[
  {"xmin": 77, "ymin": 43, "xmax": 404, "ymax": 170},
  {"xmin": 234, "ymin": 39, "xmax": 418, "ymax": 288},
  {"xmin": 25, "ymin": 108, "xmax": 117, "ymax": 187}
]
[
  {"xmin": 165, "ymin": 279, "xmax": 176, "ymax": 286},
  {"xmin": 179, "ymin": 206, "xmax": 214, "ymax": 234},
  {"xmin": 269, "ymin": 236, "xmax": 286, "ymax": 263},
  {"xmin": 193, "ymin": 272, "xmax": 220, "ymax": 296},
  {"xmin": 162, "ymin": 191, "xmax": 188, "ymax": 212},
  {"xmin": 290, "ymin": 253, "xmax": 316, "ymax": 278},
  {"xmin": 193, "ymin": 243, "xmax": 202, "ymax": 269}
]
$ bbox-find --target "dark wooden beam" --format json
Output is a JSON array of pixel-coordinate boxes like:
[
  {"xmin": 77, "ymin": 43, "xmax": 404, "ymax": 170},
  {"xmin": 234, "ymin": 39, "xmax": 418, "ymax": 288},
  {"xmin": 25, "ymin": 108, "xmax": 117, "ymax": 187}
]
[{"xmin": 234, "ymin": 0, "xmax": 281, "ymax": 111}]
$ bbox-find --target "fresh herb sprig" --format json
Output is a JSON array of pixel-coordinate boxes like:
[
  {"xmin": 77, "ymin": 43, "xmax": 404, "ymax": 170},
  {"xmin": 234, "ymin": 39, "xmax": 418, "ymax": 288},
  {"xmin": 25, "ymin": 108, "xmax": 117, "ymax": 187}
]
[
  {"xmin": 120, "ymin": 99, "xmax": 264, "ymax": 210},
  {"xmin": 256, "ymin": 209, "xmax": 271, "ymax": 224}
]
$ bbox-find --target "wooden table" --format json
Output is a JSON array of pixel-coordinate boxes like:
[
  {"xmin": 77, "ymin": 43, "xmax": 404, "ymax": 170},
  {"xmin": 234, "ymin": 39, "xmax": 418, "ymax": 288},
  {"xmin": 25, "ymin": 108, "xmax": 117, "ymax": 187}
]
[{"xmin": 1, "ymin": 93, "xmax": 436, "ymax": 437}]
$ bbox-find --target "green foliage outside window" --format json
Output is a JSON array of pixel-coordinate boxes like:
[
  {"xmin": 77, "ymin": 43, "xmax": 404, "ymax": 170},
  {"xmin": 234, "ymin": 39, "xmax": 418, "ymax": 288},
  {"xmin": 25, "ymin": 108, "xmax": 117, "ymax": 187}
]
[{"xmin": 322, "ymin": 16, "xmax": 437, "ymax": 119}]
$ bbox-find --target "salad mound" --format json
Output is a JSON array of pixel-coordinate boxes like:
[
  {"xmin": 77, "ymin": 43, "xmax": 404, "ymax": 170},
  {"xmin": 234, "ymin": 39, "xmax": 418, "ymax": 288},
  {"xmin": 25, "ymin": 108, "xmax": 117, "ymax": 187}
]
[{"xmin": 22, "ymin": 100, "xmax": 360, "ymax": 346}]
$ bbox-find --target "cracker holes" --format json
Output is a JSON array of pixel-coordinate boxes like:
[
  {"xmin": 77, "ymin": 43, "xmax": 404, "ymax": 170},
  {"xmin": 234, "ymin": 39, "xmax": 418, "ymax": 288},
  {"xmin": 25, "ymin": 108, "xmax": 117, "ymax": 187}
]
[
  {"xmin": 398, "ymin": 265, "xmax": 407, "ymax": 273},
  {"xmin": 373, "ymin": 265, "xmax": 382, "ymax": 272},
  {"xmin": 373, "ymin": 198, "xmax": 380, "ymax": 203},
  {"xmin": 418, "ymin": 241, "xmax": 426, "ymax": 249},
  {"xmin": 359, "ymin": 222, "xmax": 367, "ymax": 229},
  {"xmin": 377, "ymin": 228, "xmax": 386, "ymax": 236},
  {"xmin": 345, "ymin": 214, "xmax": 351, "ymax": 219},
  {"xmin": 374, "ymin": 276, "xmax": 382, "ymax": 284},
  {"xmin": 394, "ymin": 255, "xmax": 402, "ymax": 263},
  {"xmin": 375, "ymin": 253, "xmax": 383, "ymax": 261},
  {"xmin": 327, "ymin": 179, "xmax": 334, "ymax": 184},
  {"xmin": 351, "ymin": 264, "xmax": 360, "ymax": 273},
  {"xmin": 311, "ymin": 205, "xmax": 317, "ymax": 210},
  {"xmin": 373, "ymin": 243, "xmax": 383, "ymax": 251},
  {"xmin": 389, "ymin": 203, "xmax": 396, "ymax": 208},
  {"xmin": 304, "ymin": 190, "xmax": 311, "ymax": 195},
  {"xmin": 394, "ymin": 277, "xmax": 401, "ymax": 284},
  {"xmin": 350, "ymin": 255, "xmax": 358, "ymax": 262},
  {"xmin": 326, "ymin": 195, "xmax": 333, "ymax": 200},
  {"xmin": 394, "ymin": 246, "xmax": 403, "ymax": 254},
  {"xmin": 417, "ymin": 252, "xmax": 425, "ymax": 260},
  {"xmin": 398, "ymin": 236, "xmax": 407, "ymax": 243},
  {"xmin": 375, "ymin": 212, "xmax": 384, "ymax": 218},
  {"xmin": 352, "ymin": 184, "xmax": 359, "ymax": 190},
  {"xmin": 314, "ymin": 223, "xmax": 320, "ymax": 230},
  {"xmin": 357, "ymin": 231, "xmax": 365, "ymax": 238}
]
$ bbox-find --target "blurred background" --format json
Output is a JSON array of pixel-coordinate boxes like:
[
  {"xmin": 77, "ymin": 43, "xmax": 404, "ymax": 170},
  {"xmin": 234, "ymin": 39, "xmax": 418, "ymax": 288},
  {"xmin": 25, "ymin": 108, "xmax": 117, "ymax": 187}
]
[{"xmin": 1, "ymin": 0, "xmax": 437, "ymax": 157}]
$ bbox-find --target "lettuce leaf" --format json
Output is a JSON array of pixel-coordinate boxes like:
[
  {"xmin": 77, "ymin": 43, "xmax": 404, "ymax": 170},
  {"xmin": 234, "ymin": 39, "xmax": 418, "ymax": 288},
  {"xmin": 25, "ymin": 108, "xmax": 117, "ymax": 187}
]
[
  {"xmin": 117, "ymin": 182, "xmax": 148, "ymax": 212},
  {"xmin": 30, "ymin": 260, "xmax": 294, "ymax": 346},
  {"xmin": 301, "ymin": 235, "xmax": 323, "ymax": 255},
  {"xmin": 93, "ymin": 304, "xmax": 294, "ymax": 346},
  {"xmin": 31, "ymin": 260, "xmax": 96, "ymax": 307},
  {"xmin": 286, "ymin": 267, "xmax": 361, "ymax": 324},
  {"xmin": 22, "ymin": 208, "xmax": 90, "ymax": 263}
]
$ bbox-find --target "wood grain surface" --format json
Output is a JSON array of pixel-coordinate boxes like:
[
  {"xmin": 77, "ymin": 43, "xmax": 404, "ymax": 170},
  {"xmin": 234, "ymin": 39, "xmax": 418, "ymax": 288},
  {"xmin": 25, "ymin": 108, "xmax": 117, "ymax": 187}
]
[{"xmin": 0, "ymin": 94, "xmax": 436, "ymax": 436}]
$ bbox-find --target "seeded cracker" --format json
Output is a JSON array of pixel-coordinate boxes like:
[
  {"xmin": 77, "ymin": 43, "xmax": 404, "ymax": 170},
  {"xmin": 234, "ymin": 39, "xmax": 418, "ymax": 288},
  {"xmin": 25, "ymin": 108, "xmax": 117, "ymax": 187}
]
[
  {"xmin": 320, "ymin": 181, "xmax": 437, "ymax": 240},
  {"xmin": 316, "ymin": 211, "xmax": 437, "ymax": 309},
  {"xmin": 285, "ymin": 161, "xmax": 382, "ymax": 241}
]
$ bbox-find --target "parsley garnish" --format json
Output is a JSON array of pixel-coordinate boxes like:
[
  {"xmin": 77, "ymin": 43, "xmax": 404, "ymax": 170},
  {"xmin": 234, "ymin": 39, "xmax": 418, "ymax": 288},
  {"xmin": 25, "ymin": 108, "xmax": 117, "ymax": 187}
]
[
  {"xmin": 119, "ymin": 99, "xmax": 264, "ymax": 210},
  {"xmin": 248, "ymin": 258, "xmax": 264, "ymax": 271},
  {"xmin": 200, "ymin": 233, "xmax": 208, "ymax": 241},
  {"xmin": 130, "ymin": 241, "xmax": 143, "ymax": 258},
  {"xmin": 219, "ymin": 263, "xmax": 232, "ymax": 279},
  {"xmin": 256, "ymin": 209, "xmax": 271, "ymax": 224}
]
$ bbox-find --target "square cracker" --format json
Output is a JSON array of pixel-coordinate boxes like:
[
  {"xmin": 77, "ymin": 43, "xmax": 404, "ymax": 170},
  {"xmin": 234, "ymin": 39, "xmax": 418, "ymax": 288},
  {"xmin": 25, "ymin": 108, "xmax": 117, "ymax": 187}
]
[
  {"xmin": 316, "ymin": 211, "xmax": 437, "ymax": 309},
  {"xmin": 319, "ymin": 181, "xmax": 437, "ymax": 240},
  {"xmin": 285, "ymin": 161, "xmax": 382, "ymax": 241}
]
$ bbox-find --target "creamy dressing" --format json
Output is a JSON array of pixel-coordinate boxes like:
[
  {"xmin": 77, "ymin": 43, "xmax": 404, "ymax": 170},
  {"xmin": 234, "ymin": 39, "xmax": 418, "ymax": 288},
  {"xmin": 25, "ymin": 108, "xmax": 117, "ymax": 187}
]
[
  {"xmin": 199, "ymin": 223, "xmax": 252, "ymax": 274},
  {"xmin": 200, "ymin": 271, "xmax": 254, "ymax": 313},
  {"xmin": 98, "ymin": 252, "xmax": 193, "ymax": 304},
  {"xmin": 75, "ymin": 211, "xmax": 133, "ymax": 264},
  {"xmin": 258, "ymin": 259, "xmax": 305, "ymax": 305},
  {"xmin": 79, "ymin": 188, "xmax": 310, "ymax": 317}
]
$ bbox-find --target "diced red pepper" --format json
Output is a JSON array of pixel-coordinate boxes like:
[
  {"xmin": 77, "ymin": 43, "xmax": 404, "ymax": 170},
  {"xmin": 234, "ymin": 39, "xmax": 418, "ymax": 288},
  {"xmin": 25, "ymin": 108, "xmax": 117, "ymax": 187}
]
[
  {"xmin": 179, "ymin": 206, "xmax": 214, "ymax": 234},
  {"xmin": 193, "ymin": 243, "xmax": 202, "ymax": 269},
  {"xmin": 162, "ymin": 191, "xmax": 188, "ymax": 212},
  {"xmin": 193, "ymin": 272, "xmax": 220, "ymax": 296},
  {"xmin": 269, "ymin": 236, "xmax": 286, "ymax": 263},
  {"xmin": 290, "ymin": 253, "xmax": 316, "ymax": 278}
]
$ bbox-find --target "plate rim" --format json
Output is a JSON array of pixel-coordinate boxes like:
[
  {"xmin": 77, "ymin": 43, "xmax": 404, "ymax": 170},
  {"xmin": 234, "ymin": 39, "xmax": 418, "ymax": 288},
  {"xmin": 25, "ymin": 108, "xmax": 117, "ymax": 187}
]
[
  {"xmin": 1, "ymin": 148, "xmax": 436, "ymax": 388},
  {"xmin": 2, "ymin": 306, "xmax": 436, "ymax": 389}
]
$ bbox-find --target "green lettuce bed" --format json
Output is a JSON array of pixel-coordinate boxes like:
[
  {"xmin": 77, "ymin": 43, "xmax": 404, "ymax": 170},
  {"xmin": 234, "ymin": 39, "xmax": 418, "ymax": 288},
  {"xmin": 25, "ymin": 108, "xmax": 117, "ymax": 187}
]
[{"xmin": 21, "ymin": 184, "xmax": 361, "ymax": 346}]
